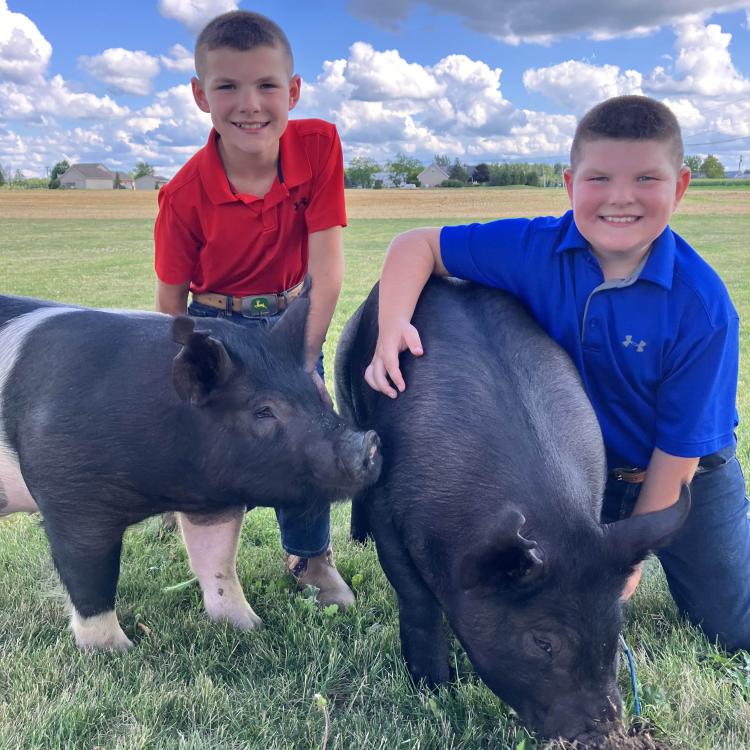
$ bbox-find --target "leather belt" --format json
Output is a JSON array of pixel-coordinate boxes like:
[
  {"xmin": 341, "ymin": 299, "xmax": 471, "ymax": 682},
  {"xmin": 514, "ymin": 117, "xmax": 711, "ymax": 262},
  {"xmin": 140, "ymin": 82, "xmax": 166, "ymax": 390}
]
[
  {"xmin": 192, "ymin": 280, "xmax": 304, "ymax": 318},
  {"xmin": 610, "ymin": 468, "xmax": 647, "ymax": 484}
]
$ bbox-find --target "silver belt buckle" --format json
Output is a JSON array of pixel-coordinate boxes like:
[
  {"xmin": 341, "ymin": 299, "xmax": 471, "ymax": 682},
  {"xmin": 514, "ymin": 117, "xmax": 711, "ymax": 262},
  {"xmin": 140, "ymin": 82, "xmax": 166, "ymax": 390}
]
[{"xmin": 240, "ymin": 294, "xmax": 278, "ymax": 317}]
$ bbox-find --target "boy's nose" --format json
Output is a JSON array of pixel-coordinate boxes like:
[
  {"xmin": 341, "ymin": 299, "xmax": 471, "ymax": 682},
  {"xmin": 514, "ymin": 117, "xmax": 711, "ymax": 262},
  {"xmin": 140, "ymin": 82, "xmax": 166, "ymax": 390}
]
[
  {"xmin": 238, "ymin": 88, "xmax": 261, "ymax": 113},
  {"xmin": 608, "ymin": 180, "xmax": 635, "ymax": 204}
]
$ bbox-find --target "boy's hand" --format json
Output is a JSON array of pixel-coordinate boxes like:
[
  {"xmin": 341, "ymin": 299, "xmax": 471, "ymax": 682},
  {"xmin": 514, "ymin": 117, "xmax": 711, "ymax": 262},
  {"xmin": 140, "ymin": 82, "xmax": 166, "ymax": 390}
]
[
  {"xmin": 364, "ymin": 322, "xmax": 424, "ymax": 398},
  {"xmin": 621, "ymin": 562, "xmax": 643, "ymax": 601}
]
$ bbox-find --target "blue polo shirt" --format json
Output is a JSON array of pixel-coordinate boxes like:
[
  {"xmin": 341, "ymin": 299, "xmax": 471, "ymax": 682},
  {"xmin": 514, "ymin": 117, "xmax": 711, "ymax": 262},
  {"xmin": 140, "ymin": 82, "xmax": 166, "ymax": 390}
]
[{"xmin": 441, "ymin": 210, "xmax": 739, "ymax": 469}]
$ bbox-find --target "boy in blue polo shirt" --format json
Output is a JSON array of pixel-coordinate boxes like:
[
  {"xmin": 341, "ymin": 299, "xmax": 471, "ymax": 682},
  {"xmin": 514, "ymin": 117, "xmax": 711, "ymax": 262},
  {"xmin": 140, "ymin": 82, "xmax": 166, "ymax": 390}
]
[{"xmin": 365, "ymin": 95, "xmax": 749, "ymax": 651}]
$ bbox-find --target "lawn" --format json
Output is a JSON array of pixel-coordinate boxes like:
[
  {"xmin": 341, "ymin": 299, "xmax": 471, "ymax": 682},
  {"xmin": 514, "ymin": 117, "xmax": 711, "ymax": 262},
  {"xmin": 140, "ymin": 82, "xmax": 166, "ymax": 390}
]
[{"xmin": 0, "ymin": 188, "xmax": 749, "ymax": 749}]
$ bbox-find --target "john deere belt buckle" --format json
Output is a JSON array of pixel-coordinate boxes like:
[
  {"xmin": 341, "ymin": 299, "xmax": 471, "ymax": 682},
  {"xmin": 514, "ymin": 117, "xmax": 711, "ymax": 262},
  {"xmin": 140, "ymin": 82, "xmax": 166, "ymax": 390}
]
[{"xmin": 240, "ymin": 294, "xmax": 278, "ymax": 318}]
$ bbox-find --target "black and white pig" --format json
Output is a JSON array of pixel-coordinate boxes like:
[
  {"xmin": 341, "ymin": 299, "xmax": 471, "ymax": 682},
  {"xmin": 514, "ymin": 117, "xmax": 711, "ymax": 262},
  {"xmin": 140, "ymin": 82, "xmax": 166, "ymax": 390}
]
[
  {"xmin": 335, "ymin": 278, "xmax": 689, "ymax": 743},
  {"xmin": 0, "ymin": 288, "xmax": 381, "ymax": 651}
]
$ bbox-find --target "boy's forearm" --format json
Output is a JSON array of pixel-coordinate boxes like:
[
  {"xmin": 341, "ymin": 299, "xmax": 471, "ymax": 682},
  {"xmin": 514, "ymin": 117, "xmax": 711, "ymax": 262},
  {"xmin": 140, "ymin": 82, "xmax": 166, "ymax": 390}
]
[
  {"xmin": 306, "ymin": 227, "xmax": 344, "ymax": 371},
  {"xmin": 378, "ymin": 228, "xmax": 446, "ymax": 331},
  {"xmin": 633, "ymin": 448, "xmax": 699, "ymax": 516},
  {"xmin": 156, "ymin": 280, "xmax": 190, "ymax": 316}
]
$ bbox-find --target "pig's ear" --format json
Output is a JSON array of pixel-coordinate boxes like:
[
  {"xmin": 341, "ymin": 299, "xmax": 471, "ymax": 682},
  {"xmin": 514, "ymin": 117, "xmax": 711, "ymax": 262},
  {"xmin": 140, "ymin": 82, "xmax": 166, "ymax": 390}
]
[
  {"xmin": 172, "ymin": 316, "xmax": 234, "ymax": 406},
  {"xmin": 269, "ymin": 276, "xmax": 311, "ymax": 363},
  {"xmin": 603, "ymin": 484, "xmax": 690, "ymax": 569},
  {"xmin": 459, "ymin": 507, "xmax": 545, "ymax": 591}
]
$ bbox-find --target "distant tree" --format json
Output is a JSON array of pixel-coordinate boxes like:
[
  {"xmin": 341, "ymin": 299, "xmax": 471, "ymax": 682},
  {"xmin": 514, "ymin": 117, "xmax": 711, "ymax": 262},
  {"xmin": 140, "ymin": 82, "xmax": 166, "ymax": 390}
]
[
  {"xmin": 683, "ymin": 155, "xmax": 702, "ymax": 174},
  {"xmin": 345, "ymin": 157, "xmax": 381, "ymax": 188},
  {"xmin": 133, "ymin": 161, "xmax": 155, "ymax": 179},
  {"xmin": 114, "ymin": 172, "xmax": 122, "ymax": 189},
  {"xmin": 448, "ymin": 158, "xmax": 469, "ymax": 183},
  {"xmin": 700, "ymin": 154, "xmax": 725, "ymax": 178},
  {"xmin": 12, "ymin": 169, "xmax": 25, "ymax": 187},
  {"xmin": 0, "ymin": 166, "xmax": 5, "ymax": 187},
  {"xmin": 433, "ymin": 154, "xmax": 451, "ymax": 169},
  {"xmin": 48, "ymin": 159, "xmax": 70, "ymax": 189},
  {"xmin": 387, "ymin": 153, "xmax": 422, "ymax": 187},
  {"xmin": 473, "ymin": 163, "xmax": 490, "ymax": 183}
]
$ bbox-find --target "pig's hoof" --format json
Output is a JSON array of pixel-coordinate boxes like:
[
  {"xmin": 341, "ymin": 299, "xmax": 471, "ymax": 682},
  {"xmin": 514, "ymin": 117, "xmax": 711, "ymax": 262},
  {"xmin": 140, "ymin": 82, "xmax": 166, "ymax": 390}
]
[
  {"xmin": 71, "ymin": 610, "xmax": 134, "ymax": 652},
  {"xmin": 206, "ymin": 601, "xmax": 263, "ymax": 631}
]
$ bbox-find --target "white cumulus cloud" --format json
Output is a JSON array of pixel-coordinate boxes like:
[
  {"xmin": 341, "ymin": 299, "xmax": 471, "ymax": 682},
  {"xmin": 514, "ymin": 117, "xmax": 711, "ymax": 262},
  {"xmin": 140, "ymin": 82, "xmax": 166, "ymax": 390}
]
[
  {"xmin": 523, "ymin": 61, "xmax": 644, "ymax": 114},
  {"xmin": 78, "ymin": 48, "xmax": 161, "ymax": 96},
  {"xmin": 160, "ymin": 43, "xmax": 195, "ymax": 74},
  {"xmin": 158, "ymin": 0, "xmax": 239, "ymax": 33},
  {"xmin": 0, "ymin": 0, "xmax": 52, "ymax": 83}
]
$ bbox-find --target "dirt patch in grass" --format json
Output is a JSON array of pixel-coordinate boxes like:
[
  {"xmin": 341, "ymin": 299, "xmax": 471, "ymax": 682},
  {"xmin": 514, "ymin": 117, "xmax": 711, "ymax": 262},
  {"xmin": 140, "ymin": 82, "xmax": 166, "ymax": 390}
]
[{"xmin": 1, "ymin": 187, "xmax": 747, "ymax": 221}]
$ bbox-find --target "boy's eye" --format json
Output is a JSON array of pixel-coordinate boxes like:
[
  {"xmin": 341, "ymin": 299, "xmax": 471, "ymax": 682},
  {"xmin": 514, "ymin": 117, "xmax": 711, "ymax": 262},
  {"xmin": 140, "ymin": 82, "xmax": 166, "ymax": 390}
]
[
  {"xmin": 216, "ymin": 84, "xmax": 235, "ymax": 90},
  {"xmin": 637, "ymin": 175, "xmax": 655, "ymax": 182},
  {"xmin": 588, "ymin": 176, "xmax": 607, "ymax": 182},
  {"xmin": 260, "ymin": 83, "xmax": 278, "ymax": 89}
]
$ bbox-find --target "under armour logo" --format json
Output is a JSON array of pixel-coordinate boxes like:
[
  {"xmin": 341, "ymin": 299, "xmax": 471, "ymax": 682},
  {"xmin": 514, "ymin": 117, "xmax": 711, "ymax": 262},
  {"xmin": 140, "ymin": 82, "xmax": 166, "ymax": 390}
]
[
  {"xmin": 293, "ymin": 197, "xmax": 309, "ymax": 212},
  {"xmin": 622, "ymin": 335, "xmax": 646, "ymax": 352}
]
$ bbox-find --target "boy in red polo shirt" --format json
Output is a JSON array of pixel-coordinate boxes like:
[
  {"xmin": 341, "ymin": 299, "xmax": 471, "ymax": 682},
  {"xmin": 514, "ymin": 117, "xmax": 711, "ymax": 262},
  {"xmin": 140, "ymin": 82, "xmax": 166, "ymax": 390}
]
[{"xmin": 154, "ymin": 10, "xmax": 354, "ymax": 620}]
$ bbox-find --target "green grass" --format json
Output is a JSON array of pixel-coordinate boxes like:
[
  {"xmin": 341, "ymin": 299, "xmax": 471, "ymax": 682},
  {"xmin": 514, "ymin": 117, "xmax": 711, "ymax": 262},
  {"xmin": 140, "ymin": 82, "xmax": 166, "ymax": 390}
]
[{"xmin": 1, "ymin": 200, "xmax": 749, "ymax": 749}]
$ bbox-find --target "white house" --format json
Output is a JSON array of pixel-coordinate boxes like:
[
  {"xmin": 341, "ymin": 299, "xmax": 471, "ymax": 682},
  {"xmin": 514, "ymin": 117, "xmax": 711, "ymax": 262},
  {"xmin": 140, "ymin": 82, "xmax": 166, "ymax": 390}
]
[
  {"xmin": 59, "ymin": 163, "xmax": 116, "ymax": 190},
  {"xmin": 417, "ymin": 164, "xmax": 449, "ymax": 188},
  {"xmin": 134, "ymin": 174, "xmax": 170, "ymax": 190}
]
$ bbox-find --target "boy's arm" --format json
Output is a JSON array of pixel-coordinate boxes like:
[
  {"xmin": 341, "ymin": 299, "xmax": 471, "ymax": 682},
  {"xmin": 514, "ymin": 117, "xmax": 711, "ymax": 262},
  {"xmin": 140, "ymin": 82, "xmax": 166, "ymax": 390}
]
[
  {"xmin": 306, "ymin": 225, "xmax": 344, "ymax": 385},
  {"xmin": 620, "ymin": 447, "xmax": 699, "ymax": 599},
  {"xmin": 156, "ymin": 280, "xmax": 190, "ymax": 316},
  {"xmin": 365, "ymin": 227, "xmax": 449, "ymax": 398}
]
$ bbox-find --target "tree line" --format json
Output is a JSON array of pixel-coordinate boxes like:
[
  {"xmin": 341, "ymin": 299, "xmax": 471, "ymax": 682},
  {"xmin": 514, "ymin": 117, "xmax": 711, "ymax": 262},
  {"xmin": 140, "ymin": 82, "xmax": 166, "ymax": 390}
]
[
  {"xmin": 344, "ymin": 153, "xmax": 735, "ymax": 189},
  {"xmin": 0, "ymin": 153, "xmax": 738, "ymax": 190}
]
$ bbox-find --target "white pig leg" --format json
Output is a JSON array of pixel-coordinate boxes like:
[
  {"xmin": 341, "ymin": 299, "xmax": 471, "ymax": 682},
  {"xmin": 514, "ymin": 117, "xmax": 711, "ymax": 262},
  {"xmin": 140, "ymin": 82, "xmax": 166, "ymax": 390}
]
[
  {"xmin": 178, "ymin": 507, "xmax": 262, "ymax": 630},
  {"xmin": 71, "ymin": 609, "xmax": 133, "ymax": 651}
]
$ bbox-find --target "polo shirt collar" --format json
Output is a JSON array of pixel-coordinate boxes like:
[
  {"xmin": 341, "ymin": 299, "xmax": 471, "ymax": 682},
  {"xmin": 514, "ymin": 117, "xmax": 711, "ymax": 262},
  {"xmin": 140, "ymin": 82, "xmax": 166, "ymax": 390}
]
[
  {"xmin": 556, "ymin": 209, "xmax": 676, "ymax": 290},
  {"xmin": 198, "ymin": 124, "xmax": 313, "ymax": 206}
]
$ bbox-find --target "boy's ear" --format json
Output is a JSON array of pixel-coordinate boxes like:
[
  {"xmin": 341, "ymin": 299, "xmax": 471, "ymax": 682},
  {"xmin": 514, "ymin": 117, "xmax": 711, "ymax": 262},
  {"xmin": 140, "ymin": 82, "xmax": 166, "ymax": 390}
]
[
  {"xmin": 288, "ymin": 74, "xmax": 301, "ymax": 112},
  {"xmin": 192, "ymin": 77, "xmax": 210, "ymax": 113},
  {"xmin": 563, "ymin": 168, "xmax": 574, "ymax": 202},
  {"xmin": 673, "ymin": 165, "xmax": 691, "ymax": 207}
]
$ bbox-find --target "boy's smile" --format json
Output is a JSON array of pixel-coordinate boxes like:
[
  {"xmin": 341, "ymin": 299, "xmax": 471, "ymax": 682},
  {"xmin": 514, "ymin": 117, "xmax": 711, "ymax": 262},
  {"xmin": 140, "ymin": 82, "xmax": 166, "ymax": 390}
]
[
  {"xmin": 192, "ymin": 45, "xmax": 300, "ymax": 169},
  {"xmin": 564, "ymin": 139, "xmax": 690, "ymax": 279}
]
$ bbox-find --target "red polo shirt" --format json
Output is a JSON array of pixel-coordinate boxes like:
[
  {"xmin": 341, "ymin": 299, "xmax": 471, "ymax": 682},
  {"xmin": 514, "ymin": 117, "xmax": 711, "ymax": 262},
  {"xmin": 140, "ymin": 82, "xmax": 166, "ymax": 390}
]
[{"xmin": 154, "ymin": 119, "xmax": 347, "ymax": 296}]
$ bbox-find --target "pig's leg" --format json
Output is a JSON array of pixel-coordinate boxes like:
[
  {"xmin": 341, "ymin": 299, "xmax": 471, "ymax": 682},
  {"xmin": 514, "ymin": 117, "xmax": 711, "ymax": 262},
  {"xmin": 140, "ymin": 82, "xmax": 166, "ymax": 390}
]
[
  {"xmin": 42, "ymin": 510, "xmax": 132, "ymax": 651},
  {"xmin": 178, "ymin": 507, "xmax": 262, "ymax": 630},
  {"xmin": 370, "ymin": 506, "xmax": 450, "ymax": 687}
]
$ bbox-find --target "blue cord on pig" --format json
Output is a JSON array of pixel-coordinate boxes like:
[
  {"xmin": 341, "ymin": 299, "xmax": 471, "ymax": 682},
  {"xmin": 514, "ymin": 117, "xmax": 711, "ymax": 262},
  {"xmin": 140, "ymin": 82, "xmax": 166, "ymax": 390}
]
[{"xmin": 619, "ymin": 634, "xmax": 641, "ymax": 717}]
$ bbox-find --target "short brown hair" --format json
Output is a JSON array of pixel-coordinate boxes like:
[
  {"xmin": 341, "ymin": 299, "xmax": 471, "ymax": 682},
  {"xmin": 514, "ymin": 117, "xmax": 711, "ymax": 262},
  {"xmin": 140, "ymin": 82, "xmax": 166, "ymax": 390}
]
[
  {"xmin": 570, "ymin": 95, "xmax": 684, "ymax": 170},
  {"xmin": 194, "ymin": 10, "xmax": 293, "ymax": 77}
]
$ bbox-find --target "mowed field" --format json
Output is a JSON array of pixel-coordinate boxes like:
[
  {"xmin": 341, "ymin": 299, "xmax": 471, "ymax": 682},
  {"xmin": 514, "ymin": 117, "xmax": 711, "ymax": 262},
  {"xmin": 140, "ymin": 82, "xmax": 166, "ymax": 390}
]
[{"xmin": 1, "ymin": 187, "xmax": 750, "ymax": 750}]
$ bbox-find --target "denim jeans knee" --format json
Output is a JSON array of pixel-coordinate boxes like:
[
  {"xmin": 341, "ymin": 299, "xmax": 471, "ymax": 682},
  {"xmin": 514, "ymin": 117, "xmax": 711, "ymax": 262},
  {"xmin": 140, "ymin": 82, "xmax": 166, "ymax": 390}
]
[{"xmin": 603, "ymin": 455, "xmax": 750, "ymax": 651}]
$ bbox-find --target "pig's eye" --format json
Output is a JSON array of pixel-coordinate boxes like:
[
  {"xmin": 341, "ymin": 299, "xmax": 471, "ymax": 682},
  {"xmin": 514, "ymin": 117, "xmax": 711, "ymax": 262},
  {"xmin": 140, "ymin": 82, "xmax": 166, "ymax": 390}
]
[
  {"xmin": 533, "ymin": 635, "xmax": 553, "ymax": 656},
  {"xmin": 253, "ymin": 406, "xmax": 276, "ymax": 419}
]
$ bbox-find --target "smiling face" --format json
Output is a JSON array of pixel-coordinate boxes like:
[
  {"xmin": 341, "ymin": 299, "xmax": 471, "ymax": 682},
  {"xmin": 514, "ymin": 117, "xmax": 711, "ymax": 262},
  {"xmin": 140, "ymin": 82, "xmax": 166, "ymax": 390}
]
[
  {"xmin": 192, "ymin": 44, "xmax": 300, "ymax": 168},
  {"xmin": 564, "ymin": 138, "xmax": 691, "ymax": 278}
]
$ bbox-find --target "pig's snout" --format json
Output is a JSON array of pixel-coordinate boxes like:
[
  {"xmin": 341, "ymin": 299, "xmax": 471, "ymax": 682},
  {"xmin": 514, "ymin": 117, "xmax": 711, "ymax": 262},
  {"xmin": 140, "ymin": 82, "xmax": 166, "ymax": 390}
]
[
  {"xmin": 338, "ymin": 429, "xmax": 382, "ymax": 487},
  {"xmin": 532, "ymin": 688, "xmax": 621, "ymax": 743}
]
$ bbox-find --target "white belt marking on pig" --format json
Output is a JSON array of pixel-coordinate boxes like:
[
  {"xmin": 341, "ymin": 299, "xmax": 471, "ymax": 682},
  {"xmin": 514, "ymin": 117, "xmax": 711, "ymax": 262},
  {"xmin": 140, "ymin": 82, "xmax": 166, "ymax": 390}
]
[{"xmin": 0, "ymin": 306, "xmax": 83, "ymax": 516}]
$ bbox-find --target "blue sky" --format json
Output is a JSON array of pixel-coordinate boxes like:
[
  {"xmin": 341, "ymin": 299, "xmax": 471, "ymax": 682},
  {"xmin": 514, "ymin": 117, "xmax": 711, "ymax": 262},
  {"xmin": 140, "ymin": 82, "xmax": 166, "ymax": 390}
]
[{"xmin": 2, "ymin": 0, "xmax": 749, "ymax": 178}]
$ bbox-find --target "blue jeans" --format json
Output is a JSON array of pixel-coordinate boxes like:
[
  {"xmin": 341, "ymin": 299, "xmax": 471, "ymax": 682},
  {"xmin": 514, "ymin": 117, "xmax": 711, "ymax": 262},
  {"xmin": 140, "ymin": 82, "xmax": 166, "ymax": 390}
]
[
  {"xmin": 188, "ymin": 301, "xmax": 330, "ymax": 557},
  {"xmin": 602, "ymin": 445, "xmax": 750, "ymax": 651}
]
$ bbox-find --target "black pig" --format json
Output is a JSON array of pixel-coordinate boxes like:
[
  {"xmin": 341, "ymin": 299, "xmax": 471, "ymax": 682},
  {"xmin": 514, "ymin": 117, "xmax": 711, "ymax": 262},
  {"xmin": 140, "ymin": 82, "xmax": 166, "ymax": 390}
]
[
  {"xmin": 335, "ymin": 278, "xmax": 688, "ymax": 742},
  {"xmin": 0, "ymin": 287, "xmax": 380, "ymax": 650}
]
